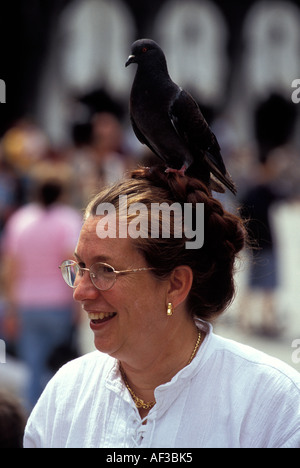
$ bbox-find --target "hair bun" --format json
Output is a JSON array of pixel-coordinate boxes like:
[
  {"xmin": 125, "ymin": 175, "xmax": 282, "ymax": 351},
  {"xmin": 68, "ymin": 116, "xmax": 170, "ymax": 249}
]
[
  {"xmin": 132, "ymin": 165, "xmax": 245, "ymax": 259},
  {"xmin": 132, "ymin": 165, "xmax": 210, "ymax": 203}
]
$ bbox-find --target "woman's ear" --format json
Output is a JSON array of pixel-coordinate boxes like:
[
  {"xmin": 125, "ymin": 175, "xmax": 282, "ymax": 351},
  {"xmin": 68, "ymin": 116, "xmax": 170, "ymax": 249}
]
[{"xmin": 167, "ymin": 265, "xmax": 193, "ymax": 309}]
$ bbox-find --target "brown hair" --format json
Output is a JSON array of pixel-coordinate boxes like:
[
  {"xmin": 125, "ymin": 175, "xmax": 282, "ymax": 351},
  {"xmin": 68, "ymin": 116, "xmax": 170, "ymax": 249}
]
[{"xmin": 85, "ymin": 166, "xmax": 246, "ymax": 321}]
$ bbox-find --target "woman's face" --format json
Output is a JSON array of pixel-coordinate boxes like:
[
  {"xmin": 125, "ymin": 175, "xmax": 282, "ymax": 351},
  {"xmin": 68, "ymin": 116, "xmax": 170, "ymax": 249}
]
[{"xmin": 73, "ymin": 217, "xmax": 170, "ymax": 363}]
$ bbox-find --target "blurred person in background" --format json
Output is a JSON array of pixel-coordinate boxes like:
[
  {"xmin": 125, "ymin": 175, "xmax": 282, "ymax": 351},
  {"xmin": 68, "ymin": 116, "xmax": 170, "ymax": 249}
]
[
  {"xmin": 1, "ymin": 174, "xmax": 82, "ymax": 411},
  {"xmin": 67, "ymin": 110, "xmax": 132, "ymax": 209},
  {"xmin": 91, "ymin": 112, "xmax": 127, "ymax": 185},
  {"xmin": 240, "ymin": 154, "xmax": 285, "ymax": 336},
  {"xmin": 1, "ymin": 119, "xmax": 49, "ymax": 206},
  {"xmin": 0, "ymin": 390, "xmax": 26, "ymax": 448},
  {"xmin": 0, "ymin": 151, "xmax": 22, "ymax": 241}
]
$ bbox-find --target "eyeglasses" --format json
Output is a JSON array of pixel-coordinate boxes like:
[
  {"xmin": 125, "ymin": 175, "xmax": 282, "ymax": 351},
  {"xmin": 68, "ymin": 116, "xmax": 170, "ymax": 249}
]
[{"xmin": 59, "ymin": 260, "xmax": 154, "ymax": 291}]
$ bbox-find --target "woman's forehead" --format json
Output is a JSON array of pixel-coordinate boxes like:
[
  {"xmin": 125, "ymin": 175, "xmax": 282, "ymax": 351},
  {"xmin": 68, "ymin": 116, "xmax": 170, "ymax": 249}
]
[{"xmin": 76, "ymin": 216, "xmax": 141, "ymax": 263}]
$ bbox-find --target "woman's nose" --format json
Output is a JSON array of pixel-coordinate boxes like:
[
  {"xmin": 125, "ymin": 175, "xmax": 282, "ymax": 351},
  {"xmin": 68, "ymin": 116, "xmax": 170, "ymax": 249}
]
[{"xmin": 73, "ymin": 272, "xmax": 99, "ymax": 302}]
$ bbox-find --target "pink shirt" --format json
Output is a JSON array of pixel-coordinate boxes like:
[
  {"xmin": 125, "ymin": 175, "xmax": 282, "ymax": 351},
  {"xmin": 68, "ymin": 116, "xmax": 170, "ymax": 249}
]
[{"xmin": 2, "ymin": 203, "xmax": 82, "ymax": 307}]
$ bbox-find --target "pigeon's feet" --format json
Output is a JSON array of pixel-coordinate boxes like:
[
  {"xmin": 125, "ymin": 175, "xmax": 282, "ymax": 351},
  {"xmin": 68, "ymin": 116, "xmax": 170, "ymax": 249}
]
[{"xmin": 165, "ymin": 165, "xmax": 187, "ymax": 177}]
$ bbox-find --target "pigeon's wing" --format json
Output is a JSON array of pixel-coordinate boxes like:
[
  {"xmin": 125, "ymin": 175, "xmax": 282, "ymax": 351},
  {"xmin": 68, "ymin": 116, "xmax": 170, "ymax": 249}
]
[
  {"xmin": 169, "ymin": 89, "xmax": 226, "ymax": 175},
  {"xmin": 130, "ymin": 114, "xmax": 161, "ymax": 159},
  {"xmin": 169, "ymin": 89, "xmax": 237, "ymax": 194}
]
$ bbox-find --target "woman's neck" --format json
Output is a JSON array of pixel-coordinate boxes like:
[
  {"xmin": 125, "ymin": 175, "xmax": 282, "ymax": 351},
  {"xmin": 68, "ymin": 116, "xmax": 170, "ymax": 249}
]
[{"xmin": 119, "ymin": 320, "xmax": 203, "ymax": 417}]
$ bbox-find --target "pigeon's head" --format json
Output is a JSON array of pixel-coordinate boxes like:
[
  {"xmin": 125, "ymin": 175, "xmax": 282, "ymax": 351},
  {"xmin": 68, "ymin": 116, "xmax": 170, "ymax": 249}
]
[{"xmin": 125, "ymin": 39, "xmax": 166, "ymax": 69}]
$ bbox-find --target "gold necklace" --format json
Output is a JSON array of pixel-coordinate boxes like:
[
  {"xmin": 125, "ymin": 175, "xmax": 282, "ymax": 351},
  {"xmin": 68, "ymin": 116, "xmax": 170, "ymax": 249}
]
[
  {"xmin": 120, "ymin": 366, "xmax": 156, "ymax": 410},
  {"xmin": 187, "ymin": 330, "xmax": 202, "ymax": 365},
  {"xmin": 120, "ymin": 330, "xmax": 202, "ymax": 410}
]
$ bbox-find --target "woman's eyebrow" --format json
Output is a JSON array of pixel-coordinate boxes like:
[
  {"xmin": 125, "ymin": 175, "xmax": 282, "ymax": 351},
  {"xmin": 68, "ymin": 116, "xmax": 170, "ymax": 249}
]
[{"xmin": 73, "ymin": 252, "xmax": 113, "ymax": 264}]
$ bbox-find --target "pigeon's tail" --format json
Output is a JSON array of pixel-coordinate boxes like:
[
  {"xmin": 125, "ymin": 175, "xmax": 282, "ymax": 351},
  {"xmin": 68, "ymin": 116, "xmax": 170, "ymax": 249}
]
[
  {"xmin": 204, "ymin": 154, "xmax": 237, "ymax": 196},
  {"xmin": 186, "ymin": 155, "xmax": 237, "ymax": 195}
]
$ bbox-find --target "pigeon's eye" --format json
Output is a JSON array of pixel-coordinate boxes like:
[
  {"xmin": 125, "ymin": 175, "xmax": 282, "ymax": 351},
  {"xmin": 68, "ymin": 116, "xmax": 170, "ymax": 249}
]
[{"xmin": 142, "ymin": 47, "xmax": 147, "ymax": 53}]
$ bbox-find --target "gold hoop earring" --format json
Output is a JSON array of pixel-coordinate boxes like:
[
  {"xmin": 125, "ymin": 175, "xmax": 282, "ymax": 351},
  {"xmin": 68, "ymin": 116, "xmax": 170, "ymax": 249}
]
[{"xmin": 167, "ymin": 302, "xmax": 174, "ymax": 316}]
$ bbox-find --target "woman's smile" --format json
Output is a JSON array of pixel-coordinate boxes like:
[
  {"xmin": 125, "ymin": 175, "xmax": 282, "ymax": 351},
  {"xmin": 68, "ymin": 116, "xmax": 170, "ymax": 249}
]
[{"xmin": 87, "ymin": 311, "xmax": 117, "ymax": 322}]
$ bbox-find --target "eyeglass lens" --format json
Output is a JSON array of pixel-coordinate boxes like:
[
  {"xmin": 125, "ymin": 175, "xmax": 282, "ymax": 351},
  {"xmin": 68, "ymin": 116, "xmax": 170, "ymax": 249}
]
[{"xmin": 61, "ymin": 261, "xmax": 116, "ymax": 291}]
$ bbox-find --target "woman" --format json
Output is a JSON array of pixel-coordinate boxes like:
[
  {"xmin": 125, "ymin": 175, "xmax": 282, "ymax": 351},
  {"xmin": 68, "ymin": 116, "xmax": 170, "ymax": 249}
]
[{"xmin": 24, "ymin": 167, "xmax": 300, "ymax": 448}]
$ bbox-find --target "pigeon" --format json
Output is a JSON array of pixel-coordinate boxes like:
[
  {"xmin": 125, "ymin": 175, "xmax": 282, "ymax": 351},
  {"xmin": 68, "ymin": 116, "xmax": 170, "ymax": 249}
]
[{"xmin": 125, "ymin": 39, "xmax": 237, "ymax": 195}]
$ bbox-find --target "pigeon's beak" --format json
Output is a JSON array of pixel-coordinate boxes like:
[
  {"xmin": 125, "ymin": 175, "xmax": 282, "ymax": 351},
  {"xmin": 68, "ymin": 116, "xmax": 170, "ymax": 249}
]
[{"xmin": 125, "ymin": 55, "xmax": 136, "ymax": 67}]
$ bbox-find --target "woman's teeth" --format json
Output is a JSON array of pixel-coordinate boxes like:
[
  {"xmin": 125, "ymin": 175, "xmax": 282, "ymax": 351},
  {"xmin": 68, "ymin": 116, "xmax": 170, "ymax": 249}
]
[{"xmin": 88, "ymin": 312, "xmax": 115, "ymax": 321}]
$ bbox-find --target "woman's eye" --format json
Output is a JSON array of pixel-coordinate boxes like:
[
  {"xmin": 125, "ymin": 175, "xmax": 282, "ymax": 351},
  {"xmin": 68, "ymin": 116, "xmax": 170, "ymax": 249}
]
[{"xmin": 102, "ymin": 266, "xmax": 114, "ymax": 274}]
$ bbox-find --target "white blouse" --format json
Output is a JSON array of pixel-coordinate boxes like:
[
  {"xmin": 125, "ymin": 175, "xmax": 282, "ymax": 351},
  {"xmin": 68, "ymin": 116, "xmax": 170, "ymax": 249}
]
[{"xmin": 24, "ymin": 321, "xmax": 300, "ymax": 448}]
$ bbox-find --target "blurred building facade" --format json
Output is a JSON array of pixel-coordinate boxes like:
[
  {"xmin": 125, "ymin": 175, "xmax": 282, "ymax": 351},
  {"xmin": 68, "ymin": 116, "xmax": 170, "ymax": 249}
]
[{"xmin": 1, "ymin": 1, "xmax": 300, "ymax": 143}]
